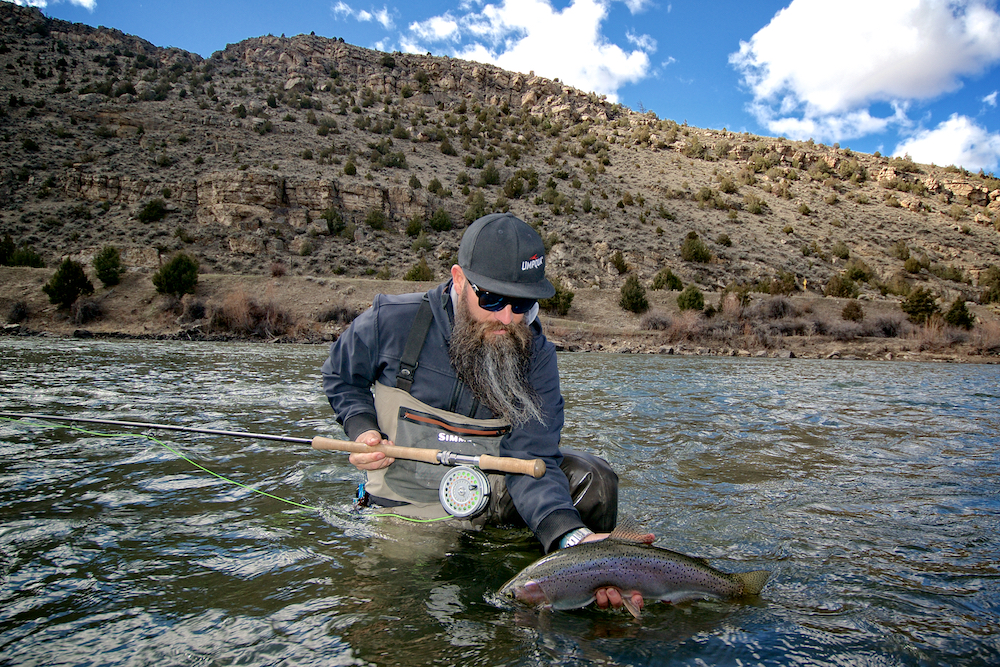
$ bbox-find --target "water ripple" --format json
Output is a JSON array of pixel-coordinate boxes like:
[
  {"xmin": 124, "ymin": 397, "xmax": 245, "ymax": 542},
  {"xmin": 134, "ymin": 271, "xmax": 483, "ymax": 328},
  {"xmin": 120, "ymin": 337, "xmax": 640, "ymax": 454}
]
[{"xmin": 2, "ymin": 340, "xmax": 999, "ymax": 665}]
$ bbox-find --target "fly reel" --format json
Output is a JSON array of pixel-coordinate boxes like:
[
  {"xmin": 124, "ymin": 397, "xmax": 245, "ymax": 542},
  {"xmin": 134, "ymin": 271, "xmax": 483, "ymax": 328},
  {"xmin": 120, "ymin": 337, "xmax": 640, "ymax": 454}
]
[{"xmin": 438, "ymin": 465, "xmax": 490, "ymax": 518}]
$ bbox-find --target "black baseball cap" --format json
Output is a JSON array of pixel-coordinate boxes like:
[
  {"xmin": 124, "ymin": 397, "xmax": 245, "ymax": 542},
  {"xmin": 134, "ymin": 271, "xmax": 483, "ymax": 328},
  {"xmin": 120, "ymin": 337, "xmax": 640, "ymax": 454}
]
[{"xmin": 458, "ymin": 213, "xmax": 555, "ymax": 299}]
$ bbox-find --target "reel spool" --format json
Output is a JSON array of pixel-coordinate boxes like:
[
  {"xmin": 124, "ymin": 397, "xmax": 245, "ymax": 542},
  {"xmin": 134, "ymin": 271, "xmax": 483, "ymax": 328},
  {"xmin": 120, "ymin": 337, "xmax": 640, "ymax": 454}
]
[{"xmin": 438, "ymin": 465, "xmax": 490, "ymax": 518}]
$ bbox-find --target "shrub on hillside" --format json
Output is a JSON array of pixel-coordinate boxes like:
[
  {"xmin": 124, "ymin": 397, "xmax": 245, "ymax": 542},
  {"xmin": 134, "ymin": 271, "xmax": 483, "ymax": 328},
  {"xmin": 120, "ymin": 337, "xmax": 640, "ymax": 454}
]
[
  {"xmin": 71, "ymin": 298, "xmax": 102, "ymax": 325},
  {"xmin": 429, "ymin": 207, "xmax": 452, "ymax": 232},
  {"xmin": 137, "ymin": 198, "xmax": 167, "ymax": 223},
  {"xmin": 844, "ymin": 258, "xmax": 874, "ymax": 283},
  {"xmin": 403, "ymin": 256, "xmax": 434, "ymax": 281},
  {"xmin": 900, "ymin": 286, "xmax": 940, "ymax": 324},
  {"xmin": 640, "ymin": 312, "xmax": 672, "ymax": 330},
  {"xmin": 539, "ymin": 278, "xmax": 574, "ymax": 316},
  {"xmin": 610, "ymin": 250, "xmax": 629, "ymax": 275},
  {"xmin": 824, "ymin": 273, "xmax": 859, "ymax": 298},
  {"xmin": 680, "ymin": 232, "xmax": 711, "ymax": 263},
  {"xmin": 317, "ymin": 302, "xmax": 360, "ymax": 325},
  {"xmin": 322, "ymin": 208, "xmax": 346, "ymax": 236},
  {"xmin": 891, "ymin": 240, "xmax": 910, "ymax": 261},
  {"xmin": 209, "ymin": 290, "xmax": 295, "ymax": 338},
  {"xmin": 750, "ymin": 296, "xmax": 798, "ymax": 320},
  {"xmin": 43, "ymin": 258, "xmax": 94, "ymax": 309},
  {"xmin": 1, "ymin": 235, "xmax": 45, "ymax": 267},
  {"xmin": 7, "ymin": 300, "xmax": 29, "ymax": 324},
  {"xmin": 464, "ymin": 191, "xmax": 488, "ymax": 222},
  {"xmin": 860, "ymin": 314, "xmax": 908, "ymax": 338},
  {"xmin": 943, "ymin": 298, "xmax": 975, "ymax": 330},
  {"xmin": 841, "ymin": 300, "xmax": 864, "ymax": 322},
  {"xmin": 677, "ymin": 284, "xmax": 705, "ymax": 311},
  {"xmin": 981, "ymin": 265, "xmax": 1000, "ymax": 304},
  {"xmin": 0, "ymin": 235, "xmax": 13, "ymax": 265},
  {"xmin": 619, "ymin": 274, "xmax": 649, "ymax": 314},
  {"xmin": 152, "ymin": 253, "xmax": 198, "ymax": 298},
  {"xmin": 365, "ymin": 208, "xmax": 387, "ymax": 230},
  {"xmin": 651, "ymin": 267, "xmax": 682, "ymax": 291},
  {"xmin": 93, "ymin": 245, "xmax": 123, "ymax": 287}
]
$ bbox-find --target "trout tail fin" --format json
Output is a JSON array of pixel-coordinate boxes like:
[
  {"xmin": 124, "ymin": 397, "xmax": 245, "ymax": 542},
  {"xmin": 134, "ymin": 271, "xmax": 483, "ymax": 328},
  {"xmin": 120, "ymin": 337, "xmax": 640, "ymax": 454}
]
[{"xmin": 735, "ymin": 569, "xmax": 770, "ymax": 596}]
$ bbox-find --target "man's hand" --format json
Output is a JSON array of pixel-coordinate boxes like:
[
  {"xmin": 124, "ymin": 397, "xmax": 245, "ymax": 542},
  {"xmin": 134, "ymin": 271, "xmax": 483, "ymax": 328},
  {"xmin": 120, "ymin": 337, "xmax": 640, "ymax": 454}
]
[
  {"xmin": 595, "ymin": 588, "xmax": 644, "ymax": 617},
  {"xmin": 580, "ymin": 530, "xmax": 655, "ymax": 616},
  {"xmin": 348, "ymin": 429, "xmax": 395, "ymax": 471}
]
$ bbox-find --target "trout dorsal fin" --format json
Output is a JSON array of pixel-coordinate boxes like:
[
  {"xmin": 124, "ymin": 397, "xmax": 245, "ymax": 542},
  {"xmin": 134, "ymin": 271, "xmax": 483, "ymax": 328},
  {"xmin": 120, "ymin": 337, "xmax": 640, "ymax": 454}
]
[{"xmin": 608, "ymin": 517, "xmax": 655, "ymax": 543}]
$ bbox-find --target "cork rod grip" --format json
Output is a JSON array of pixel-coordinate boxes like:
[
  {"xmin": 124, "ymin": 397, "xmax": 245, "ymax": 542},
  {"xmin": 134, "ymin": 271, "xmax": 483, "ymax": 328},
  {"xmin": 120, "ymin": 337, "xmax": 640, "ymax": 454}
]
[
  {"xmin": 310, "ymin": 436, "xmax": 545, "ymax": 477},
  {"xmin": 477, "ymin": 454, "xmax": 546, "ymax": 478},
  {"xmin": 310, "ymin": 436, "xmax": 441, "ymax": 464}
]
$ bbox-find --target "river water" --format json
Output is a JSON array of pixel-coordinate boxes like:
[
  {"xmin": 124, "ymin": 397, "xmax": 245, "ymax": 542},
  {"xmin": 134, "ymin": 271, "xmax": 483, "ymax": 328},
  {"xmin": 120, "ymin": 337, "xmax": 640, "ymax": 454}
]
[{"xmin": 1, "ymin": 337, "xmax": 998, "ymax": 666}]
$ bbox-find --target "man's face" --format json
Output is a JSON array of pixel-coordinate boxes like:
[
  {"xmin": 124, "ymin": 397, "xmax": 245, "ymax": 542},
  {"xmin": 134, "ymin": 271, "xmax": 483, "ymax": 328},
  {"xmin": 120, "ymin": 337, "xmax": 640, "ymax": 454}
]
[
  {"xmin": 456, "ymin": 273, "xmax": 526, "ymax": 330},
  {"xmin": 448, "ymin": 265, "xmax": 542, "ymax": 426}
]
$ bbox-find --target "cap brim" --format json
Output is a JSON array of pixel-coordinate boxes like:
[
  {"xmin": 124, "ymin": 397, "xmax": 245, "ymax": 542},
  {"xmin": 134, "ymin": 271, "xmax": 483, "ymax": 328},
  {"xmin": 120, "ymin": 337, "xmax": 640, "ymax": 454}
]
[{"xmin": 461, "ymin": 267, "xmax": 556, "ymax": 300}]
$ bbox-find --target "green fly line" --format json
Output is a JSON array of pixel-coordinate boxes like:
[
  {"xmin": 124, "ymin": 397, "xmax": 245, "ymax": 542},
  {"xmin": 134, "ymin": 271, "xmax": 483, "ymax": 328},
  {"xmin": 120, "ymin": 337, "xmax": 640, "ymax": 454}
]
[
  {"xmin": 2, "ymin": 415, "xmax": 320, "ymax": 511},
  {"xmin": 1, "ymin": 415, "xmax": 454, "ymax": 522}
]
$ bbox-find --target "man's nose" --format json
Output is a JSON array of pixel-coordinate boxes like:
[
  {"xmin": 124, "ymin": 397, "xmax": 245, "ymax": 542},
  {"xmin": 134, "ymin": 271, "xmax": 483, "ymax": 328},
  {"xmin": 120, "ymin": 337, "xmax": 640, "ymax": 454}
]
[{"xmin": 492, "ymin": 305, "xmax": 514, "ymax": 325}]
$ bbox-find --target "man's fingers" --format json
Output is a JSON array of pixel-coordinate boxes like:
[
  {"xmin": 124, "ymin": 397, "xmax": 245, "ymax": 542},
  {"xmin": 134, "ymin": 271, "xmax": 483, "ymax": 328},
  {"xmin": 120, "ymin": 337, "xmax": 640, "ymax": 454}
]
[
  {"xmin": 348, "ymin": 451, "xmax": 395, "ymax": 470},
  {"xmin": 605, "ymin": 588, "xmax": 624, "ymax": 608}
]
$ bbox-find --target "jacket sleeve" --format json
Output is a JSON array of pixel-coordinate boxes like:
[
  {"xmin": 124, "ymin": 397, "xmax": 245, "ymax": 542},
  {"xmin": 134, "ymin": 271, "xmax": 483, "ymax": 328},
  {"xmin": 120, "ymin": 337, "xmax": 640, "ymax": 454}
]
[
  {"xmin": 321, "ymin": 297, "xmax": 384, "ymax": 440},
  {"xmin": 501, "ymin": 329, "xmax": 586, "ymax": 552}
]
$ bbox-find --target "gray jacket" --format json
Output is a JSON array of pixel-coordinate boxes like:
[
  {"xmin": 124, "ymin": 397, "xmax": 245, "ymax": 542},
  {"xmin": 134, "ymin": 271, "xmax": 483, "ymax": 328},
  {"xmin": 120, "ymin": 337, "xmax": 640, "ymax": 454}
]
[{"xmin": 320, "ymin": 280, "xmax": 586, "ymax": 551}]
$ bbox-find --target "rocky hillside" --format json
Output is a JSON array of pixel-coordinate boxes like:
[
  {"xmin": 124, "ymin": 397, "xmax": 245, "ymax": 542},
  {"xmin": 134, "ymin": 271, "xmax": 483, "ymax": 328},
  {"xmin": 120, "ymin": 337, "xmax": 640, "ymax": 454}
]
[{"xmin": 2, "ymin": 2, "xmax": 1000, "ymax": 318}]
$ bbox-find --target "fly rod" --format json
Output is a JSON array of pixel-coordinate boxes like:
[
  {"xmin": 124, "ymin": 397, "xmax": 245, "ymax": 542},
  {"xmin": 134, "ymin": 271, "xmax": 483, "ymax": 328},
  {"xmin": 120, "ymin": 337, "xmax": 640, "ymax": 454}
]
[{"xmin": 0, "ymin": 412, "xmax": 546, "ymax": 478}]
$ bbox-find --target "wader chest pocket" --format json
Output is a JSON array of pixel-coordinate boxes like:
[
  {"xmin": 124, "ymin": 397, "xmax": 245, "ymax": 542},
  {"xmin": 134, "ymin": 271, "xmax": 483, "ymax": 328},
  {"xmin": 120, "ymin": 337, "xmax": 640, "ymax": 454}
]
[{"xmin": 393, "ymin": 408, "xmax": 510, "ymax": 493}]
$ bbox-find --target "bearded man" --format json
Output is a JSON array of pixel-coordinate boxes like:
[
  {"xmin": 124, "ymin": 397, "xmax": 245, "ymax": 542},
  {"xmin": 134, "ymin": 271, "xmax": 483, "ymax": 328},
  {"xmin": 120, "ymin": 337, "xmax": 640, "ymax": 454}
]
[{"xmin": 322, "ymin": 212, "xmax": 647, "ymax": 612}]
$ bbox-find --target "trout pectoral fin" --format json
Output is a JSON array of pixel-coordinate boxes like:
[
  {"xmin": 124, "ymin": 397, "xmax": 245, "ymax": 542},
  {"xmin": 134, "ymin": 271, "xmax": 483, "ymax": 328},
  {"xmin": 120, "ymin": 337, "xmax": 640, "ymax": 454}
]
[{"xmin": 622, "ymin": 597, "xmax": 641, "ymax": 619}]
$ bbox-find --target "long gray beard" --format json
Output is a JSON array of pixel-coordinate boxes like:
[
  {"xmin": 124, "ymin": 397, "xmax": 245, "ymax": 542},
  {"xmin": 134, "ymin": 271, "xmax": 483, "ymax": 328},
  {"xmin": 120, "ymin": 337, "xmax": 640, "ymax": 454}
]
[{"xmin": 449, "ymin": 294, "xmax": 545, "ymax": 427}]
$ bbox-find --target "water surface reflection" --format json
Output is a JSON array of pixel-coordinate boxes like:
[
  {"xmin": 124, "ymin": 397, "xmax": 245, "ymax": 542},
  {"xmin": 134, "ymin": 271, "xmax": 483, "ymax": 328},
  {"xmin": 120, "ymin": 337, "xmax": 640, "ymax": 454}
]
[{"xmin": 1, "ymin": 339, "xmax": 998, "ymax": 665}]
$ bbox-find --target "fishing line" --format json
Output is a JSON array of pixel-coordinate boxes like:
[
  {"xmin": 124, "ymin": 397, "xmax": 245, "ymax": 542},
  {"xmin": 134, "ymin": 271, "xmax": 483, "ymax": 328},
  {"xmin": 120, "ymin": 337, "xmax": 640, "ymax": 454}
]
[
  {"xmin": 1, "ymin": 415, "xmax": 320, "ymax": 511},
  {"xmin": 1, "ymin": 415, "xmax": 456, "ymax": 523}
]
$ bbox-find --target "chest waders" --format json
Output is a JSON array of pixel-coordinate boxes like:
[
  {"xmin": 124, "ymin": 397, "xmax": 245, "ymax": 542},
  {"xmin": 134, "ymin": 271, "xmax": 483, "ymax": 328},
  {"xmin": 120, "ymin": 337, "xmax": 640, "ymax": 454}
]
[
  {"xmin": 364, "ymin": 295, "xmax": 511, "ymax": 521},
  {"xmin": 363, "ymin": 292, "xmax": 620, "ymax": 536}
]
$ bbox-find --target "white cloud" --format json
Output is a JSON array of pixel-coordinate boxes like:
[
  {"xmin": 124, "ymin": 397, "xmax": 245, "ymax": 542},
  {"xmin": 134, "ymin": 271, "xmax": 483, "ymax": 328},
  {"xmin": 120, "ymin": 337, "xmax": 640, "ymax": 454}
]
[
  {"xmin": 626, "ymin": 30, "xmax": 656, "ymax": 52},
  {"xmin": 409, "ymin": 14, "xmax": 461, "ymax": 42},
  {"xmin": 7, "ymin": 0, "xmax": 96, "ymax": 10},
  {"xmin": 730, "ymin": 0, "xmax": 1000, "ymax": 142},
  {"xmin": 985, "ymin": 91, "xmax": 999, "ymax": 107},
  {"xmin": 894, "ymin": 114, "xmax": 1000, "ymax": 171},
  {"xmin": 622, "ymin": 0, "xmax": 653, "ymax": 13},
  {"xmin": 403, "ymin": 0, "xmax": 654, "ymax": 102},
  {"xmin": 331, "ymin": 2, "xmax": 394, "ymax": 29}
]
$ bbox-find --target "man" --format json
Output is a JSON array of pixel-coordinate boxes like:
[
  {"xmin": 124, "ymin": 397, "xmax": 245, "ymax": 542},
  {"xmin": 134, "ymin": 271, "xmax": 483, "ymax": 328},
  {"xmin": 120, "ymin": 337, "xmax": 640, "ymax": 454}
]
[{"xmin": 322, "ymin": 212, "xmax": 647, "ymax": 611}]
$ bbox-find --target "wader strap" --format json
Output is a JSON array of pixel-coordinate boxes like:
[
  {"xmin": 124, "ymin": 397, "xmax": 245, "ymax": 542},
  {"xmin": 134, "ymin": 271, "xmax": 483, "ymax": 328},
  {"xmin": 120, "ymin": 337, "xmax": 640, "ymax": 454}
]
[
  {"xmin": 448, "ymin": 381, "xmax": 479, "ymax": 416},
  {"xmin": 395, "ymin": 294, "xmax": 433, "ymax": 393}
]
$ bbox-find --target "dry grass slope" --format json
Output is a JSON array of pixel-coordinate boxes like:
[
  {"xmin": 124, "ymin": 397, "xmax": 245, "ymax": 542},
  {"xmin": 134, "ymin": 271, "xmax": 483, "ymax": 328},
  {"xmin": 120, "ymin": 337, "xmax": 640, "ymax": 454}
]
[{"xmin": 1, "ymin": 2, "xmax": 999, "ymax": 360}]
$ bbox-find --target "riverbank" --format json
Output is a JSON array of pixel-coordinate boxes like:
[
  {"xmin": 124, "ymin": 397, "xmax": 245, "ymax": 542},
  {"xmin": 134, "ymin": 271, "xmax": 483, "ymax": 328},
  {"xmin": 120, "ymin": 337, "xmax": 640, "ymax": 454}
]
[{"xmin": 2, "ymin": 266, "xmax": 998, "ymax": 363}]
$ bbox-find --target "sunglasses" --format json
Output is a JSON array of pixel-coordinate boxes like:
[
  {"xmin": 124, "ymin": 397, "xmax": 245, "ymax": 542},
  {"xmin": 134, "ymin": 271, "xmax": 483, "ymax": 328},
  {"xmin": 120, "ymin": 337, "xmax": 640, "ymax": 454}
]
[{"xmin": 470, "ymin": 283, "xmax": 537, "ymax": 314}]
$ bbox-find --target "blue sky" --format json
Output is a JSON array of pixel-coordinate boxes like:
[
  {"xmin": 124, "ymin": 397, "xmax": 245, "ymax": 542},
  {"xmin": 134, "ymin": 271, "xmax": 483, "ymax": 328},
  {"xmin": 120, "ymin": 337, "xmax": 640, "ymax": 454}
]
[{"xmin": 12, "ymin": 0, "xmax": 1000, "ymax": 173}]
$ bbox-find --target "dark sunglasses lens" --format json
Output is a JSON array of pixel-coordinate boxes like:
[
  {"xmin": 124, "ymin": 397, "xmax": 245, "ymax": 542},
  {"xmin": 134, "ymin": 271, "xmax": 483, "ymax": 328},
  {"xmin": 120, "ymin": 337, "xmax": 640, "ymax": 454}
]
[
  {"xmin": 477, "ymin": 291, "xmax": 506, "ymax": 311},
  {"xmin": 475, "ymin": 289, "xmax": 535, "ymax": 314},
  {"xmin": 508, "ymin": 298, "xmax": 536, "ymax": 314}
]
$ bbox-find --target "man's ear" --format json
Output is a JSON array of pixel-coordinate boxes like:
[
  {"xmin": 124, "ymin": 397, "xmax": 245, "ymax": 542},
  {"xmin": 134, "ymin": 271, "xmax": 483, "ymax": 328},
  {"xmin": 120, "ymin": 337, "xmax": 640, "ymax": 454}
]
[{"xmin": 451, "ymin": 265, "xmax": 465, "ymax": 289}]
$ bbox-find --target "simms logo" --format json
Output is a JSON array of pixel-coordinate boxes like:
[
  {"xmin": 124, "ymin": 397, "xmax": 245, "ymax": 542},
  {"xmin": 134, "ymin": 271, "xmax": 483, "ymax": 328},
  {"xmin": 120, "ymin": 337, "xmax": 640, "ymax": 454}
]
[
  {"xmin": 438, "ymin": 433, "xmax": 469, "ymax": 443},
  {"xmin": 522, "ymin": 254, "xmax": 544, "ymax": 271}
]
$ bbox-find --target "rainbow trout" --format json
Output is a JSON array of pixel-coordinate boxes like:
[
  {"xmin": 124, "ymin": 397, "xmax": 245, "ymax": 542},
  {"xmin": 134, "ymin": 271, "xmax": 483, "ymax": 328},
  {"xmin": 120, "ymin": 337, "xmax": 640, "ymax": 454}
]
[{"xmin": 499, "ymin": 535, "xmax": 770, "ymax": 618}]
